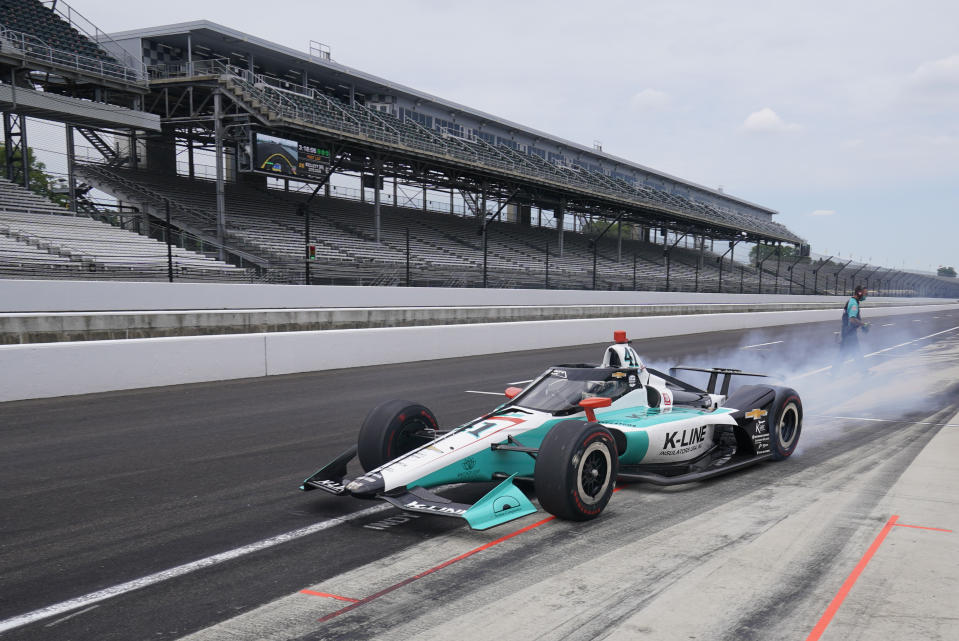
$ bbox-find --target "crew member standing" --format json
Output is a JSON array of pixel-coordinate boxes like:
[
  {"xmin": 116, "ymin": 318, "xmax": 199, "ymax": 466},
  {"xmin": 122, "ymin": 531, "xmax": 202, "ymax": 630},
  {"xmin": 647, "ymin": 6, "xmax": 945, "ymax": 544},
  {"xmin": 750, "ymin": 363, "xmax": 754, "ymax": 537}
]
[{"xmin": 835, "ymin": 284, "xmax": 870, "ymax": 375}]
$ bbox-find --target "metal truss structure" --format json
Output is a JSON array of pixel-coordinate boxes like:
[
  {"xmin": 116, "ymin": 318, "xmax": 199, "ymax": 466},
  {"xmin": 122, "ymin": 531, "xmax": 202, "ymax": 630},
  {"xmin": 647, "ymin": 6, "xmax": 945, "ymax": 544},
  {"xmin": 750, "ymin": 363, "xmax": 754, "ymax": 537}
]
[{"xmin": 145, "ymin": 59, "xmax": 805, "ymax": 251}]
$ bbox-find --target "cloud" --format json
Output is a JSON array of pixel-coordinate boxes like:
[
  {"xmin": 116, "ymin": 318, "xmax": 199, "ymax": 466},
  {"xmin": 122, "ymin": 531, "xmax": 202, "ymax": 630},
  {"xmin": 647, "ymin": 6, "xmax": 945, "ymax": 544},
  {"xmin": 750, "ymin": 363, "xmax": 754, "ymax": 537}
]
[
  {"xmin": 810, "ymin": 209, "xmax": 836, "ymax": 216},
  {"xmin": 629, "ymin": 88, "xmax": 670, "ymax": 111},
  {"xmin": 741, "ymin": 107, "xmax": 801, "ymax": 133},
  {"xmin": 911, "ymin": 53, "xmax": 959, "ymax": 91}
]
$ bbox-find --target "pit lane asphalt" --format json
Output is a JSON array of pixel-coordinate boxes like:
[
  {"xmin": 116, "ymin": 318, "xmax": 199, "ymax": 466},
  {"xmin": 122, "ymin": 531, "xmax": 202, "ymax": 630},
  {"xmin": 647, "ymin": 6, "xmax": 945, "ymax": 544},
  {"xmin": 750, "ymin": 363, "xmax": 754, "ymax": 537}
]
[{"xmin": 1, "ymin": 309, "xmax": 958, "ymax": 640}]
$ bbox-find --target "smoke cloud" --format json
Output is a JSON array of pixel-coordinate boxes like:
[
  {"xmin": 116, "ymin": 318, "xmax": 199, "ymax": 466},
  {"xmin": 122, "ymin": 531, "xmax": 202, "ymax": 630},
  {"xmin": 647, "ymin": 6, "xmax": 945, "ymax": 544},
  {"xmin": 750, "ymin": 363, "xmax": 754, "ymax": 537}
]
[{"xmin": 643, "ymin": 313, "xmax": 959, "ymax": 458}]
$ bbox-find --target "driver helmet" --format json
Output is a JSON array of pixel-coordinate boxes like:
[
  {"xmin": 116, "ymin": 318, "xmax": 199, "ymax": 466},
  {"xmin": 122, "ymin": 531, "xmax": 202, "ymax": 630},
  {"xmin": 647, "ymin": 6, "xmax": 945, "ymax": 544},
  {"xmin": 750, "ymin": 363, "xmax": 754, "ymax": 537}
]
[{"xmin": 582, "ymin": 379, "xmax": 625, "ymax": 400}]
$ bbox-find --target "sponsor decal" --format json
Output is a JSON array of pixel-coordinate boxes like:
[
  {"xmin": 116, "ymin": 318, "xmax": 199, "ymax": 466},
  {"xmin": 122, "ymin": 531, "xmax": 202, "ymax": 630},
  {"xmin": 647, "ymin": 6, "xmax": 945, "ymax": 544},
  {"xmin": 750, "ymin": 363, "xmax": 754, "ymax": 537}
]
[
  {"xmin": 462, "ymin": 456, "xmax": 477, "ymax": 471},
  {"xmin": 493, "ymin": 496, "xmax": 520, "ymax": 514},
  {"xmin": 661, "ymin": 425, "xmax": 709, "ymax": 456},
  {"xmin": 466, "ymin": 415, "xmax": 526, "ymax": 438},
  {"xmin": 314, "ymin": 479, "xmax": 346, "ymax": 492},
  {"xmin": 752, "ymin": 431, "xmax": 770, "ymax": 454},
  {"xmin": 551, "ymin": 369, "xmax": 568, "ymax": 378},
  {"xmin": 405, "ymin": 500, "xmax": 467, "ymax": 515},
  {"xmin": 745, "ymin": 409, "xmax": 768, "ymax": 420},
  {"xmin": 611, "ymin": 372, "xmax": 627, "ymax": 379},
  {"xmin": 628, "ymin": 375, "xmax": 637, "ymax": 387},
  {"xmin": 662, "ymin": 389, "xmax": 673, "ymax": 407},
  {"xmin": 754, "ymin": 418, "xmax": 768, "ymax": 434},
  {"xmin": 663, "ymin": 425, "xmax": 708, "ymax": 449}
]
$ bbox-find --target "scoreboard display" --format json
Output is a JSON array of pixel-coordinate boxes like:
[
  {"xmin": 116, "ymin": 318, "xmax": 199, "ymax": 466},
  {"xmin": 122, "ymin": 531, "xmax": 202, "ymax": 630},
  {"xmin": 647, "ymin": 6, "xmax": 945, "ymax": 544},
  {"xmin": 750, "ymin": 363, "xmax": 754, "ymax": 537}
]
[{"xmin": 254, "ymin": 133, "xmax": 330, "ymax": 181}]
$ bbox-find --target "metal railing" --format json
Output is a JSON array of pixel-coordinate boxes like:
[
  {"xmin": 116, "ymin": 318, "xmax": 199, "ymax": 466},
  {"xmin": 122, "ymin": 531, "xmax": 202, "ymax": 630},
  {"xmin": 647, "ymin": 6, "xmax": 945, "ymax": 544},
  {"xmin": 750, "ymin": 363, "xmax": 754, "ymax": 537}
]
[
  {"xmin": 40, "ymin": 0, "xmax": 145, "ymax": 79},
  {"xmin": 0, "ymin": 24, "xmax": 143, "ymax": 85}
]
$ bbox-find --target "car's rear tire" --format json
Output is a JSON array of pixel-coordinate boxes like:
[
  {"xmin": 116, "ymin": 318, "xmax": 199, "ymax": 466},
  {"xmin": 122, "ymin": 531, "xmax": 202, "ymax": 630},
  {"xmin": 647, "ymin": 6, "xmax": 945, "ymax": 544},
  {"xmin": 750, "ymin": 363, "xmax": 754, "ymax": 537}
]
[
  {"xmin": 535, "ymin": 420, "xmax": 618, "ymax": 521},
  {"xmin": 357, "ymin": 399, "xmax": 438, "ymax": 472},
  {"xmin": 769, "ymin": 388, "xmax": 802, "ymax": 460}
]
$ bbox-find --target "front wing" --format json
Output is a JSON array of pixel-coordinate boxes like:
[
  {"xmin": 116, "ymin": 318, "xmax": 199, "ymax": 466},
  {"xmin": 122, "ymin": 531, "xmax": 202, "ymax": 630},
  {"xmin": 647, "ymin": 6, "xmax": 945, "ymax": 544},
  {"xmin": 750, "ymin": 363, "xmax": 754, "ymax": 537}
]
[{"xmin": 301, "ymin": 447, "xmax": 536, "ymax": 530}]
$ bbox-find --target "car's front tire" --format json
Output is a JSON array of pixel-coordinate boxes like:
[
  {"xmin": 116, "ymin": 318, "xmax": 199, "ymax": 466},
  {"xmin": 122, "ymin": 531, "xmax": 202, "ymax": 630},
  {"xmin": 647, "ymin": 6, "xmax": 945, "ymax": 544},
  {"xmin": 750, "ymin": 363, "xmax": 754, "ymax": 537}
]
[
  {"xmin": 535, "ymin": 420, "xmax": 618, "ymax": 521},
  {"xmin": 357, "ymin": 399, "xmax": 438, "ymax": 472}
]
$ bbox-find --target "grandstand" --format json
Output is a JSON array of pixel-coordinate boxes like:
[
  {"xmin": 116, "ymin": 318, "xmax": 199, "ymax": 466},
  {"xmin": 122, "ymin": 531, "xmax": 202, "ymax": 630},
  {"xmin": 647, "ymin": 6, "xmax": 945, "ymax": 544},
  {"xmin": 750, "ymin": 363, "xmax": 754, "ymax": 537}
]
[
  {"xmin": 0, "ymin": 176, "xmax": 251, "ymax": 281},
  {"xmin": 0, "ymin": 9, "xmax": 955, "ymax": 297}
]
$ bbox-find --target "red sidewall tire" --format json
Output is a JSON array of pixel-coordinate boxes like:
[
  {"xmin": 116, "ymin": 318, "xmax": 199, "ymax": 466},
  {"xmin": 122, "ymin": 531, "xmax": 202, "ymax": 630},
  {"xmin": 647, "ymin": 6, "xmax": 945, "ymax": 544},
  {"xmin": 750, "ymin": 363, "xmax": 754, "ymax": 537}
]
[{"xmin": 535, "ymin": 420, "xmax": 618, "ymax": 521}]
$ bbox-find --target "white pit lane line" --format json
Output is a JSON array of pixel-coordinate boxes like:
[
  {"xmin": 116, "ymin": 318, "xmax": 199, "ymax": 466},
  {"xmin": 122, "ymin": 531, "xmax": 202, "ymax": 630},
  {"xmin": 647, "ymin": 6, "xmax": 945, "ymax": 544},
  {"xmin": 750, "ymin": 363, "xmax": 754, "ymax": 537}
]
[
  {"xmin": 465, "ymin": 390, "xmax": 504, "ymax": 396},
  {"xmin": 741, "ymin": 340, "xmax": 783, "ymax": 349},
  {"xmin": 810, "ymin": 414, "xmax": 959, "ymax": 428},
  {"xmin": 787, "ymin": 325, "xmax": 959, "ymax": 381},
  {"xmin": 0, "ymin": 504, "xmax": 393, "ymax": 634},
  {"xmin": 864, "ymin": 325, "xmax": 959, "ymax": 357}
]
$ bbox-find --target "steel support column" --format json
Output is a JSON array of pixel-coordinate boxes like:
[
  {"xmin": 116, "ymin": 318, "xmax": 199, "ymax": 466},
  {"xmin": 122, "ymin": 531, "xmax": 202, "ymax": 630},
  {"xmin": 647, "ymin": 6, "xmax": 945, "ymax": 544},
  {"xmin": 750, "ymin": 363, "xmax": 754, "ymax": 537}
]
[
  {"xmin": 187, "ymin": 127, "xmax": 195, "ymax": 178},
  {"xmin": 3, "ymin": 112, "xmax": 29, "ymax": 189},
  {"xmin": 617, "ymin": 222, "xmax": 622, "ymax": 262},
  {"xmin": 556, "ymin": 201, "xmax": 565, "ymax": 257},
  {"xmin": 213, "ymin": 91, "xmax": 227, "ymax": 260},
  {"xmin": 374, "ymin": 157, "xmax": 382, "ymax": 243},
  {"xmin": 65, "ymin": 125, "xmax": 77, "ymax": 213}
]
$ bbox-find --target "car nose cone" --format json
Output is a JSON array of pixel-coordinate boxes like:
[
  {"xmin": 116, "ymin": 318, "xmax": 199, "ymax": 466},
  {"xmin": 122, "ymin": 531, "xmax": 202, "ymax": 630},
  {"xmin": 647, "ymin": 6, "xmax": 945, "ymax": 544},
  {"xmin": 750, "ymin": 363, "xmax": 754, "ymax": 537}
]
[{"xmin": 346, "ymin": 473, "xmax": 384, "ymax": 496}]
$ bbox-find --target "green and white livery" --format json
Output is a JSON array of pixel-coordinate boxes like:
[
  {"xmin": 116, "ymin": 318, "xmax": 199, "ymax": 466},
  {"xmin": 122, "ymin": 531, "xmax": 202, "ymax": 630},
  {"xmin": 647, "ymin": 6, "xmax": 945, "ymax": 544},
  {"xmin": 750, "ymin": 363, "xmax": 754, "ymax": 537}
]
[{"xmin": 301, "ymin": 331, "xmax": 803, "ymax": 530}]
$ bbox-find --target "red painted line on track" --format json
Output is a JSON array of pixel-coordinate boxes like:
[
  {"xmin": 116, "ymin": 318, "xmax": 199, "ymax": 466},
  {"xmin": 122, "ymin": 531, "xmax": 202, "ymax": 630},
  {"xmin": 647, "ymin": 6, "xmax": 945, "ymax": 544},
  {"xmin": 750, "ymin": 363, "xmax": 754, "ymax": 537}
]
[
  {"xmin": 806, "ymin": 515, "xmax": 899, "ymax": 641},
  {"xmin": 300, "ymin": 590, "xmax": 359, "ymax": 603},
  {"xmin": 317, "ymin": 516, "xmax": 556, "ymax": 623},
  {"xmin": 805, "ymin": 516, "xmax": 953, "ymax": 640},
  {"xmin": 893, "ymin": 523, "xmax": 953, "ymax": 533}
]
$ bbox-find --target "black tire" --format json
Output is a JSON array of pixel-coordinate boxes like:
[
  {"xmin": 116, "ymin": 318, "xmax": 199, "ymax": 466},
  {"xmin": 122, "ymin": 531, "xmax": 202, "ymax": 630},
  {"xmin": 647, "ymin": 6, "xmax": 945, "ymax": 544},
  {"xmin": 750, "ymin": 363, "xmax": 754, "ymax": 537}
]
[
  {"xmin": 535, "ymin": 420, "xmax": 618, "ymax": 521},
  {"xmin": 769, "ymin": 387, "xmax": 802, "ymax": 460},
  {"xmin": 357, "ymin": 399, "xmax": 438, "ymax": 472}
]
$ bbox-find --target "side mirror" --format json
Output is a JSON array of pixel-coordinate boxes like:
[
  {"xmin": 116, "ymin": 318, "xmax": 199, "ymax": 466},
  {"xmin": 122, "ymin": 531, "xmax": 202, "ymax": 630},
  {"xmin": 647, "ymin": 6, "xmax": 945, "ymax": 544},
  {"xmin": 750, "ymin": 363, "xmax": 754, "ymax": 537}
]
[
  {"xmin": 579, "ymin": 396, "xmax": 612, "ymax": 422},
  {"xmin": 505, "ymin": 386, "xmax": 523, "ymax": 399}
]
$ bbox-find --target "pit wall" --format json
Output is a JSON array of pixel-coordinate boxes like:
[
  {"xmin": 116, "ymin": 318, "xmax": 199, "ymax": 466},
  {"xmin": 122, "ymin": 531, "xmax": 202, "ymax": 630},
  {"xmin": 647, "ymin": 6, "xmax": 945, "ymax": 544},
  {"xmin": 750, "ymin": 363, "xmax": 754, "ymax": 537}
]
[
  {"xmin": 2, "ymin": 297, "xmax": 956, "ymax": 402},
  {"xmin": 0, "ymin": 279, "xmax": 944, "ymax": 313}
]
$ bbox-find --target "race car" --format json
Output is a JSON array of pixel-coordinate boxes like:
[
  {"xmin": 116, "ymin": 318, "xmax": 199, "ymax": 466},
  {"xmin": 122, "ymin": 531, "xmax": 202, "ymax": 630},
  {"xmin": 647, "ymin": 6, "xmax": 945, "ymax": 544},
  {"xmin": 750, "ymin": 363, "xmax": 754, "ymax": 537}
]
[{"xmin": 300, "ymin": 331, "xmax": 802, "ymax": 530}]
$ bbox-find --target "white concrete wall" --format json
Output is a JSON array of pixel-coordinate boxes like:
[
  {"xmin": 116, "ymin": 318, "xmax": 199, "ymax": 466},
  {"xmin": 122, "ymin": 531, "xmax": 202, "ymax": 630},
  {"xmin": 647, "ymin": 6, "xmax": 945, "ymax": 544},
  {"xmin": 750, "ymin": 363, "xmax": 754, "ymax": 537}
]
[
  {"xmin": 0, "ymin": 279, "xmax": 940, "ymax": 313},
  {"xmin": 2, "ymin": 303, "xmax": 957, "ymax": 402}
]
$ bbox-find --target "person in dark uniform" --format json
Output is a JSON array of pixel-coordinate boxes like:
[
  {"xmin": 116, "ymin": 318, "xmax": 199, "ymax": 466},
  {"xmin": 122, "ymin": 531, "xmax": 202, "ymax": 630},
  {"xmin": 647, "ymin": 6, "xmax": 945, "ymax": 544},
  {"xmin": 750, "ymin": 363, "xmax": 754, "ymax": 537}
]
[{"xmin": 834, "ymin": 284, "xmax": 870, "ymax": 375}]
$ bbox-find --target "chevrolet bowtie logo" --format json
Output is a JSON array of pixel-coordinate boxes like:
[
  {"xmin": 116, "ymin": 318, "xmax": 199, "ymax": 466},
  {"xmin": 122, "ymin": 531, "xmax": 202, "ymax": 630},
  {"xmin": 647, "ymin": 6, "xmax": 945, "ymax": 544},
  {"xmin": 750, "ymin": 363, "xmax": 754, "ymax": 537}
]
[{"xmin": 745, "ymin": 409, "xmax": 768, "ymax": 420}]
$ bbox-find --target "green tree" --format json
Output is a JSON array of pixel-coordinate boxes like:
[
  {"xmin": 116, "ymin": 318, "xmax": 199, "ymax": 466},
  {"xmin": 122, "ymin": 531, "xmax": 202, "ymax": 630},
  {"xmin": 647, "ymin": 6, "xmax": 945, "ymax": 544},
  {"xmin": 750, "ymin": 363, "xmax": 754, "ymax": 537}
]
[
  {"xmin": 0, "ymin": 145, "xmax": 70, "ymax": 208},
  {"xmin": 938, "ymin": 266, "xmax": 956, "ymax": 278},
  {"xmin": 749, "ymin": 244, "xmax": 799, "ymax": 264},
  {"xmin": 583, "ymin": 219, "xmax": 638, "ymax": 239}
]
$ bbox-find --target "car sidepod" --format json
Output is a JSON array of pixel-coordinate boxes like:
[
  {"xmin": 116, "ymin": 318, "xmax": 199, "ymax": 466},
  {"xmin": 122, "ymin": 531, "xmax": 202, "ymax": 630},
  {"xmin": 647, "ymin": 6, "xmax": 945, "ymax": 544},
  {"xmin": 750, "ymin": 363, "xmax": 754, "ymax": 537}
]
[{"xmin": 596, "ymin": 405, "xmax": 738, "ymax": 465}]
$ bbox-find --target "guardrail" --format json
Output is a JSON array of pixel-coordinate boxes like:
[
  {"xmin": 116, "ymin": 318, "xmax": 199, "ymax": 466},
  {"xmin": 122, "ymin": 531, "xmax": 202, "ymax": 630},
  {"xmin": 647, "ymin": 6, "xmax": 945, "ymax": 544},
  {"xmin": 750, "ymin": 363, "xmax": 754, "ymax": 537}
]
[{"xmin": 0, "ymin": 24, "xmax": 144, "ymax": 85}]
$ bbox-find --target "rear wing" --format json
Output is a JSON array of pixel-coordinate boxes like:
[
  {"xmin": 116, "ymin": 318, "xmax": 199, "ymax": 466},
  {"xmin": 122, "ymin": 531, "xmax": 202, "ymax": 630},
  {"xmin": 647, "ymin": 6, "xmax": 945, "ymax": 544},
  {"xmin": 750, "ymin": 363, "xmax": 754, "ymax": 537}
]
[{"xmin": 667, "ymin": 366, "xmax": 767, "ymax": 396}]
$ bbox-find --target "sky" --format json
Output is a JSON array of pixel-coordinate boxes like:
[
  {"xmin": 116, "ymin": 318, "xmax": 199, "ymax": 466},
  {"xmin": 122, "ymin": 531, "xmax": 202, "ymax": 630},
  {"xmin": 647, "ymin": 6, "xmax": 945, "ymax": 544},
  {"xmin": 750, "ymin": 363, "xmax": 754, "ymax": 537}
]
[{"xmin": 28, "ymin": 0, "xmax": 959, "ymax": 272}]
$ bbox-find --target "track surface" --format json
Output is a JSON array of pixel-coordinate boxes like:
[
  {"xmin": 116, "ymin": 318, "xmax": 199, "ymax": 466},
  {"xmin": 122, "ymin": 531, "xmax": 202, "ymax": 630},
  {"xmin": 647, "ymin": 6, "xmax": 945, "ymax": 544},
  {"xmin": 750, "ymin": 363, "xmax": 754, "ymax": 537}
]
[{"xmin": 2, "ymin": 310, "xmax": 958, "ymax": 640}]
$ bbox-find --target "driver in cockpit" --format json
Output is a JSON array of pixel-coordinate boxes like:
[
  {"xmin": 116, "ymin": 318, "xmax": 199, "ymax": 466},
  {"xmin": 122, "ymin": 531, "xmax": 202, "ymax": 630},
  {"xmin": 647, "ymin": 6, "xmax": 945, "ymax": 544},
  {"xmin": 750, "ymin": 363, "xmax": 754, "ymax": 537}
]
[
  {"xmin": 581, "ymin": 379, "xmax": 628, "ymax": 401},
  {"xmin": 603, "ymin": 331, "xmax": 650, "ymax": 386}
]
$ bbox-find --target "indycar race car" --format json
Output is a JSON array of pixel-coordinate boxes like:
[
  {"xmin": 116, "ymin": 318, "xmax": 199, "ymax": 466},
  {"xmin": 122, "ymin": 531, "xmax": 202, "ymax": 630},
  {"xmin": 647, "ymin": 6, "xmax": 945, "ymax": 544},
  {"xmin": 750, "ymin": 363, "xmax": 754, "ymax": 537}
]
[{"xmin": 301, "ymin": 331, "xmax": 802, "ymax": 530}]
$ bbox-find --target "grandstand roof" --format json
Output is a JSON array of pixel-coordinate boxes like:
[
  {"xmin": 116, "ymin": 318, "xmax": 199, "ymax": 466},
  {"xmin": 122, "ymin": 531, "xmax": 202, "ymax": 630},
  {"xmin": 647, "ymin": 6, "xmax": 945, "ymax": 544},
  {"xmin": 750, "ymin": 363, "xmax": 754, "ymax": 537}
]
[{"xmin": 110, "ymin": 20, "xmax": 777, "ymax": 217}]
